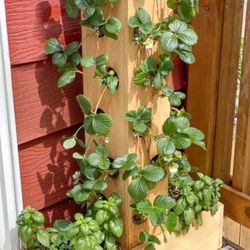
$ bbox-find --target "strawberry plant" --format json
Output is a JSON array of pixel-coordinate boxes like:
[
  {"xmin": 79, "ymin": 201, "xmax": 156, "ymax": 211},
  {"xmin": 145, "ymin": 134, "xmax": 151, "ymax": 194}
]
[
  {"xmin": 134, "ymin": 56, "xmax": 173, "ymax": 88},
  {"xmin": 65, "ymin": 0, "xmax": 121, "ymax": 39},
  {"xmin": 125, "ymin": 106, "xmax": 152, "ymax": 136}
]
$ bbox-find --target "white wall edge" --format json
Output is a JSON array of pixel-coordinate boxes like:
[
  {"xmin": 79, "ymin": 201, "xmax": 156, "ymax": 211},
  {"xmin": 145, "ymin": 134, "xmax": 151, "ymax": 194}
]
[{"xmin": 0, "ymin": 1, "xmax": 23, "ymax": 249}]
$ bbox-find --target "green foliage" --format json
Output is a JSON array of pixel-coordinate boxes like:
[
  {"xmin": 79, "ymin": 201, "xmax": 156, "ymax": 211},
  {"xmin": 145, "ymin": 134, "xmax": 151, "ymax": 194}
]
[
  {"xmin": 125, "ymin": 106, "xmax": 152, "ymax": 136},
  {"xmin": 112, "ymin": 153, "xmax": 138, "ymax": 178},
  {"xmin": 45, "ymin": 38, "xmax": 81, "ymax": 87},
  {"xmin": 88, "ymin": 193, "xmax": 123, "ymax": 238},
  {"xmin": 128, "ymin": 8, "xmax": 153, "ymax": 34},
  {"xmin": 88, "ymin": 144, "xmax": 111, "ymax": 170},
  {"xmin": 166, "ymin": 172, "xmax": 223, "ymax": 234},
  {"xmin": 128, "ymin": 8, "xmax": 159, "ymax": 46},
  {"xmin": 16, "ymin": 206, "xmax": 73, "ymax": 249},
  {"xmin": 65, "ymin": 194, "xmax": 123, "ymax": 249},
  {"xmin": 156, "ymin": 150, "xmax": 192, "ymax": 174},
  {"xmin": 63, "ymin": 94, "xmax": 113, "ymax": 142},
  {"xmin": 81, "ymin": 54, "xmax": 119, "ymax": 95},
  {"xmin": 16, "ymin": 206, "xmax": 45, "ymax": 247},
  {"xmin": 65, "ymin": 0, "xmax": 121, "ymax": 39},
  {"xmin": 124, "ymin": 164, "xmax": 165, "ymax": 201},
  {"xmin": 130, "ymin": 161, "xmax": 223, "ymax": 237},
  {"xmin": 45, "ymin": 39, "xmax": 119, "ymax": 92},
  {"xmin": 84, "ymin": 112, "xmax": 113, "ymax": 135},
  {"xmin": 156, "ymin": 111, "xmax": 205, "ymax": 156},
  {"xmin": 76, "ymin": 95, "xmax": 92, "ymax": 115},
  {"xmin": 134, "ymin": 55, "xmax": 173, "ymax": 88},
  {"xmin": 139, "ymin": 231, "xmax": 161, "ymax": 250},
  {"xmin": 67, "ymin": 144, "xmax": 118, "ymax": 205},
  {"xmin": 17, "ymin": 194, "xmax": 122, "ymax": 250},
  {"xmin": 67, "ymin": 213, "xmax": 104, "ymax": 249},
  {"xmin": 135, "ymin": 195, "xmax": 176, "ymax": 225},
  {"xmin": 167, "ymin": 0, "xmax": 199, "ymax": 21},
  {"xmin": 161, "ymin": 85, "xmax": 186, "ymax": 107},
  {"xmin": 160, "ymin": 19, "xmax": 197, "ymax": 64},
  {"xmin": 129, "ymin": 9, "xmax": 198, "ymax": 64}
]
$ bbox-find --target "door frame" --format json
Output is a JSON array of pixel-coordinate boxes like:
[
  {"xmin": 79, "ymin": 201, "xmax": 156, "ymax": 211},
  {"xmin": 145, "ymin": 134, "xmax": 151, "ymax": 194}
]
[{"xmin": 0, "ymin": 1, "xmax": 23, "ymax": 249}]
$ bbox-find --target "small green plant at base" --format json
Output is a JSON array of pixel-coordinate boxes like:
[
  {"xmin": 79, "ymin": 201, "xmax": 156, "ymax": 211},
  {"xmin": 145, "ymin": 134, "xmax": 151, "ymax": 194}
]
[
  {"xmin": 17, "ymin": 193, "xmax": 123, "ymax": 250},
  {"xmin": 167, "ymin": 172, "xmax": 223, "ymax": 234}
]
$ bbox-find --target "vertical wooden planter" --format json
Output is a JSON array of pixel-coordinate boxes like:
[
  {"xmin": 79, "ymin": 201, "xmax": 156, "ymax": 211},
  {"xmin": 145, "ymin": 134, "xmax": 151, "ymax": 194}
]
[
  {"xmin": 82, "ymin": 2, "xmax": 169, "ymax": 249},
  {"xmin": 133, "ymin": 204, "xmax": 224, "ymax": 250},
  {"xmin": 82, "ymin": 1, "xmax": 223, "ymax": 249}
]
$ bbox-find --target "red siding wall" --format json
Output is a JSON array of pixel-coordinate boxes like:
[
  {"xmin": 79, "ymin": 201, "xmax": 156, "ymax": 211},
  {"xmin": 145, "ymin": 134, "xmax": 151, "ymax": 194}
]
[
  {"xmin": 5, "ymin": 0, "xmax": 83, "ymax": 222},
  {"xmin": 5, "ymin": 0, "xmax": 186, "ymax": 224}
]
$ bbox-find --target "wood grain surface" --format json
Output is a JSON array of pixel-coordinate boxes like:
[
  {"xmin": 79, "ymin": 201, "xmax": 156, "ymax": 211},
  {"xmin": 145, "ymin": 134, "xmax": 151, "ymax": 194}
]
[
  {"xmin": 186, "ymin": 0, "xmax": 225, "ymax": 175},
  {"xmin": 213, "ymin": 0, "xmax": 244, "ymax": 184},
  {"xmin": 221, "ymin": 185, "xmax": 250, "ymax": 229},
  {"xmin": 232, "ymin": 2, "xmax": 250, "ymax": 195},
  {"xmin": 81, "ymin": 1, "xmax": 187, "ymax": 248}
]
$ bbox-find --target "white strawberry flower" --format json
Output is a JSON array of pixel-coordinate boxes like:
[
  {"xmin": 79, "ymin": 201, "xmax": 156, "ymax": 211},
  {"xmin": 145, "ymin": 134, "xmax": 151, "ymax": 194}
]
[
  {"xmin": 175, "ymin": 151, "xmax": 182, "ymax": 159},
  {"xmin": 105, "ymin": 136, "xmax": 110, "ymax": 144},
  {"xmin": 143, "ymin": 38, "xmax": 154, "ymax": 49},
  {"xmin": 169, "ymin": 163, "xmax": 179, "ymax": 174},
  {"xmin": 72, "ymin": 171, "xmax": 81, "ymax": 180}
]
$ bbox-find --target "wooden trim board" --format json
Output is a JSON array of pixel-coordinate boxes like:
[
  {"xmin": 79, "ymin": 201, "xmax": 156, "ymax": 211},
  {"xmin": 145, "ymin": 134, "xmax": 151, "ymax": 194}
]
[
  {"xmin": 133, "ymin": 203, "xmax": 224, "ymax": 250},
  {"xmin": 221, "ymin": 185, "xmax": 250, "ymax": 229},
  {"xmin": 0, "ymin": 0, "xmax": 23, "ymax": 248}
]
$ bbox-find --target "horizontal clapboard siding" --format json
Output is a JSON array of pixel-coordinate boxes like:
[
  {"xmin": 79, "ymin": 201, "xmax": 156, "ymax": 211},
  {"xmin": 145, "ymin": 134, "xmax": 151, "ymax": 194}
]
[
  {"xmin": 19, "ymin": 126, "xmax": 81, "ymax": 210},
  {"xmin": 5, "ymin": 0, "xmax": 82, "ymax": 221},
  {"xmin": 41, "ymin": 198, "xmax": 83, "ymax": 226},
  {"xmin": 12, "ymin": 61, "xmax": 82, "ymax": 144},
  {"xmin": 5, "ymin": 0, "xmax": 186, "ymax": 224},
  {"xmin": 5, "ymin": 0, "xmax": 81, "ymax": 65}
]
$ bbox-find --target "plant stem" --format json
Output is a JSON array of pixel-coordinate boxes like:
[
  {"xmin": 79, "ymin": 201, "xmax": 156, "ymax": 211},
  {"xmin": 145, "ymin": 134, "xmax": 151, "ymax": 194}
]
[
  {"xmin": 171, "ymin": 107, "xmax": 179, "ymax": 113},
  {"xmin": 76, "ymin": 69, "xmax": 92, "ymax": 78},
  {"xmin": 81, "ymin": 87, "xmax": 108, "ymax": 157},
  {"xmin": 94, "ymin": 86, "xmax": 108, "ymax": 114},
  {"xmin": 74, "ymin": 125, "xmax": 84, "ymax": 137},
  {"xmin": 83, "ymin": 135, "xmax": 94, "ymax": 157}
]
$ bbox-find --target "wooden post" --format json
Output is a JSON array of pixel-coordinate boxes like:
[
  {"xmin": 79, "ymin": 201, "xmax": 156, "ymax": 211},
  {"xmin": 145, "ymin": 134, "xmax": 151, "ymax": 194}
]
[
  {"xmin": 82, "ymin": 1, "xmax": 224, "ymax": 249},
  {"xmin": 232, "ymin": 2, "xmax": 250, "ymax": 195},
  {"xmin": 186, "ymin": 0, "xmax": 225, "ymax": 176},
  {"xmin": 82, "ymin": 1, "xmax": 170, "ymax": 249}
]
